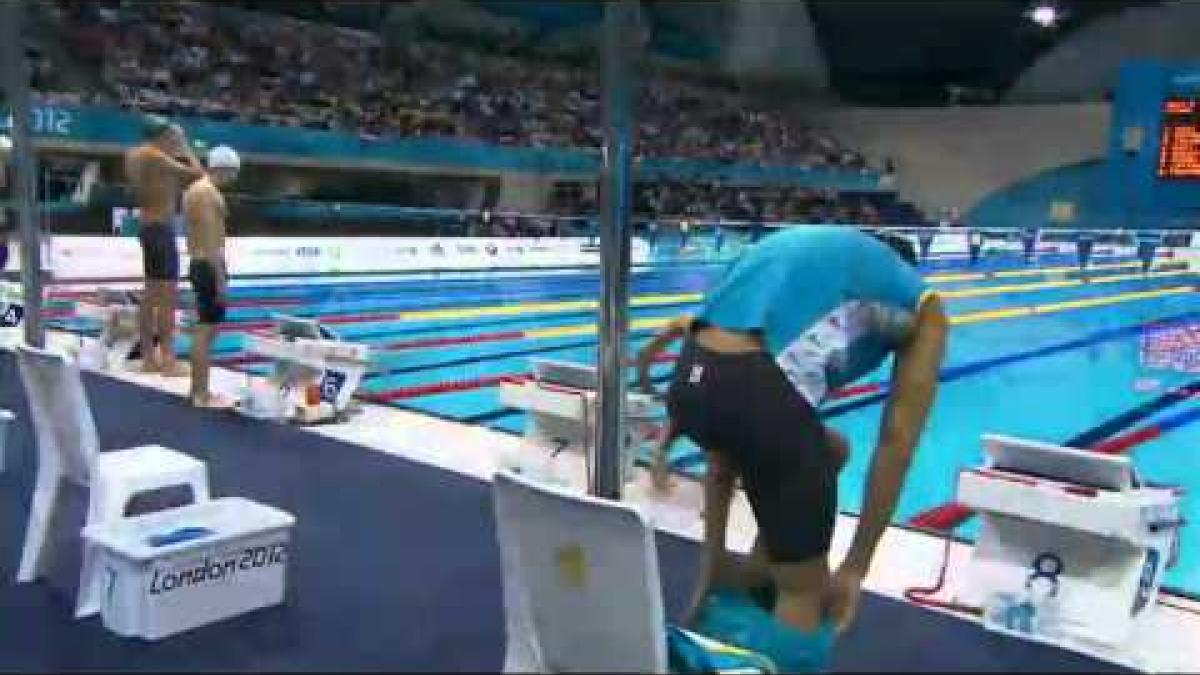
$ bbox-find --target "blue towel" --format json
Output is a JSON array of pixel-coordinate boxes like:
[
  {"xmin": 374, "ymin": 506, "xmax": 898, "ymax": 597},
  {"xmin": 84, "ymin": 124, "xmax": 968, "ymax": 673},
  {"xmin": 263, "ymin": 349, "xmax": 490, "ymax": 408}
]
[
  {"xmin": 693, "ymin": 587, "xmax": 836, "ymax": 673},
  {"xmin": 145, "ymin": 526, "xmax": 213, "ymax": 547}
]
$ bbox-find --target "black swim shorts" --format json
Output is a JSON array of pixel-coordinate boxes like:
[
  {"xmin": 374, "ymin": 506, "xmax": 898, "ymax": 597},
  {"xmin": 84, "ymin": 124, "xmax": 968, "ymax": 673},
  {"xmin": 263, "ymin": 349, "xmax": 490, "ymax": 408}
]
[
  {"xmin": 138, "ymin": 224, "xmax": 180, "ymax": 281},
  {"xmin": 666, "ymin": 333, "xmax": 837, "ymax": 563},
  {"xmin": 188, "ymin": 259, "xmax": 226, "ymax": 325}
]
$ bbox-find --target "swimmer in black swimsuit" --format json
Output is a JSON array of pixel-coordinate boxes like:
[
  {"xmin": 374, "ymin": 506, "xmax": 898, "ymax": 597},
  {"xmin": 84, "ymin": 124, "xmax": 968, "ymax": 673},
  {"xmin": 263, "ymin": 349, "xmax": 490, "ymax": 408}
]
[
  {"xmin": 182, "ymin": 145, "xmax": 240, "ymax": 408},
  {"xmin": 666, "ymin": 227, "xmax": 946, "ymax": 671}
]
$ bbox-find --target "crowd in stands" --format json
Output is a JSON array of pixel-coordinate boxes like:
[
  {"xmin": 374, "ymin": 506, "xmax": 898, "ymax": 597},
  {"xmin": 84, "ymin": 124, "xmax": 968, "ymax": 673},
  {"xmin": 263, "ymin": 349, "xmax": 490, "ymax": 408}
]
[
  {"xmin": 548, "ymin": 181, "xmax": 892, "ymax": 225},
  {"xmin": 43, "ymin": 0, "xmax": 871, "ymax": 171}
]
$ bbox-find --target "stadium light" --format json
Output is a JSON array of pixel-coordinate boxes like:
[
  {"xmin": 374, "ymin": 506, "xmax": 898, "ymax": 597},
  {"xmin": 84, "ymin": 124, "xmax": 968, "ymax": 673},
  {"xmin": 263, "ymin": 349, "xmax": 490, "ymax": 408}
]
[{"xmin": 1027, "ymin": 2, "xmax": 1059, "ymax": 28}]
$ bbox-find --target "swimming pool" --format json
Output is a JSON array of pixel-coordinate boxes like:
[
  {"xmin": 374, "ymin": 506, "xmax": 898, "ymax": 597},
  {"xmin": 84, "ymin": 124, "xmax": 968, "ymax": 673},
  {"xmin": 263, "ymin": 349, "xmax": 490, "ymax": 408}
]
[{"xmin": 52, "ymin": 244, "xmax": 1200, "ymax": 597}]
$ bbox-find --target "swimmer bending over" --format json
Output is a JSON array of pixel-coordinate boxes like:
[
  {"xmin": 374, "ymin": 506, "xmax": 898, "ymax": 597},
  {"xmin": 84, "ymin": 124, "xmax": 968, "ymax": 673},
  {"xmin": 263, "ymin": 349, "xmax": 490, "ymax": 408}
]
[
  {"xmin": 635, "ymin": 314, "xmax": 851, "ymax": 494},
  {"xmin": 666, "ymin": 225, "xmax": 947, "ymax": 670}
]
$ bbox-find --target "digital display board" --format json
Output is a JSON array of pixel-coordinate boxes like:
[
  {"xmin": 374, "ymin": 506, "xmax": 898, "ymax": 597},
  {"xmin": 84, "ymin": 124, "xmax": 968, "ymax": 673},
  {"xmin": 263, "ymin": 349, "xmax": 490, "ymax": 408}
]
[{"xmin": 1158, "ymin": 97, "xmax": 1200, "ymax": 179}]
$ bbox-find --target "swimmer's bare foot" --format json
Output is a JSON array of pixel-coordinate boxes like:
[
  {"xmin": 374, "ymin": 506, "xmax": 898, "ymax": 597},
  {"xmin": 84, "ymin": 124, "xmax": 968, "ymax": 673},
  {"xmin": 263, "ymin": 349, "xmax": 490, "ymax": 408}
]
[
  {"xmin": 160, "ymin": 361, "xmax": 191, "ymax": 378},
  {"xmin": 139, "ymin": 359, "xmax": 162, "ymax": 374},
  {"xmin": 190, "ymin": 392, "xmax": 233, "ymax": 409}
]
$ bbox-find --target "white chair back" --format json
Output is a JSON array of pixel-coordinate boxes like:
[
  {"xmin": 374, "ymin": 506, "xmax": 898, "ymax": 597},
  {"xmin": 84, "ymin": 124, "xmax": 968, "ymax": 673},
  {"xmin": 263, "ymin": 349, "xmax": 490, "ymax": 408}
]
[
  {"xmin": 492, "ymin": 470, "xmax": 668, "ymax": 674},
  {"xmin": 14, "ymin": 344, "xmax": 99, "ymax": 585},
  {"xmin": 16, "ymin": 344, "xmax": 99, "ymax": 485}
]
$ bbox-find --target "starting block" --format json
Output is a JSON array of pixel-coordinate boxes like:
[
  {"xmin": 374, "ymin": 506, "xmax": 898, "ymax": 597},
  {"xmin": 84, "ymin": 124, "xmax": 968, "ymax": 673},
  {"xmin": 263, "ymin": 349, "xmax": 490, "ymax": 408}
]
[
  {"xmin": 237, "ymin": 314, "xmax": 370, "ymax": 424},
  {"xmin": 0, "ymin": 281, "xmax": 26, "ymax": 348},
  {"xmin": 497, "ymin": 358, "xmax": 666, "ymax": 485},
  {"xmin": 955, "ymin": 433, "xmax": 1185, "ymax": 665},
  {"xmin": 76, "ymin": 289, "xmax": 141, "ymax": 370}
]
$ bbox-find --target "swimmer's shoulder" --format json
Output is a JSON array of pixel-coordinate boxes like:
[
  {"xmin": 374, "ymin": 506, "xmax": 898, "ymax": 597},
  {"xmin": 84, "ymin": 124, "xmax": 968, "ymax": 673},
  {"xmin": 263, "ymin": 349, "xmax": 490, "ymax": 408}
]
[
  {"xmin": 125, "ymin": 144, "xmax": 174, "ymax": 175},
  {"xmin": 183, "ymin": 177, "xmax": 218, "ymax": 207},
  {"xmin": 126, "ymin": 143, "xmax": 162, "ymax": 163}
]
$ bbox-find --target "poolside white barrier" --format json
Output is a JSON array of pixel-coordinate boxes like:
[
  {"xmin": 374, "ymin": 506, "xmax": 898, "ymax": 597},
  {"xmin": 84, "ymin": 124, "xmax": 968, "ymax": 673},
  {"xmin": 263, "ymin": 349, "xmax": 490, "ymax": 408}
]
[{"xmin": 955, "ymin": 433, "xmax": 1184, "ymax": 666}]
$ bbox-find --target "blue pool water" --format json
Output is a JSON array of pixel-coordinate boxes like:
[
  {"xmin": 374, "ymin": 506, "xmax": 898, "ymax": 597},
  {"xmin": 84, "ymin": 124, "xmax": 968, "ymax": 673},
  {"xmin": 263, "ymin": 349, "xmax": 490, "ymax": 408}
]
[{"xmin": 53, "ymin": 247, "xmax": 1200, "ymax": 596}]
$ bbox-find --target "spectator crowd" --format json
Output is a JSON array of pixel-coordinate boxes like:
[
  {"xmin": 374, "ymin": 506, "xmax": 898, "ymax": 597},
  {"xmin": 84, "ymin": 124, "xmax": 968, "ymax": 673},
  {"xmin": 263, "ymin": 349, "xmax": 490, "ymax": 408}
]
[
  {"xmin": 43, "ymin": 0, "xmax": 871, "ymax": 171},
  {"xmin": 548, "ymin": 180, "xmax": 918, "ymax": 226}
]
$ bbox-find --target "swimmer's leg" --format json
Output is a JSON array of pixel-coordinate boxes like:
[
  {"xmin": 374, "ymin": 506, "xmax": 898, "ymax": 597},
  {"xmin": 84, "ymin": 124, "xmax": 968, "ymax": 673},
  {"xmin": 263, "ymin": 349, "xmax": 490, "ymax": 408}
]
[
  {"xmin": 139, "ymin": 281, "xmax": 163, "ymax": 372},
  {"xmin": 189, "ymin": 322, "xmax": 224, "ymax": 406},
  {"xmin": 157, "ymin": 280, "xmax": 188, "ymax": 377},
  {"xmin": 743, "ymin": 425, "xmax": 848, "ymax": 612},
  {"xmin": 682, "ymin": 447, "xmax": 738, "ymax": 626},
  {"xmin": 771, "ymin": 556, "xmax": 830, "ymax": 633}
]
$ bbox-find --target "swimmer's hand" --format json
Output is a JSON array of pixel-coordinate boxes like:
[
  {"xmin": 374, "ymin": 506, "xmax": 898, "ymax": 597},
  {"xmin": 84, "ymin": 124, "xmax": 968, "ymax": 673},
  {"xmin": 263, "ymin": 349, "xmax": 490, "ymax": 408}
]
[
  {"xmin": 650, "ymin": 447, "xmax": 674, "ymax": 493},
  {"xmin": 823, "ymin": 566, "xmax": 864, "ymax": 634}
]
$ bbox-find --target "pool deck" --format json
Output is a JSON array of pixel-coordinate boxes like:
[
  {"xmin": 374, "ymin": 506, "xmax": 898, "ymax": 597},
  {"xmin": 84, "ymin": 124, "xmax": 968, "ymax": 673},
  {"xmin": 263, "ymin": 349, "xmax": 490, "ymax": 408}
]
[{"xmin": 36, "ymin": 326, "xmax": 1200, "ymax": 673}]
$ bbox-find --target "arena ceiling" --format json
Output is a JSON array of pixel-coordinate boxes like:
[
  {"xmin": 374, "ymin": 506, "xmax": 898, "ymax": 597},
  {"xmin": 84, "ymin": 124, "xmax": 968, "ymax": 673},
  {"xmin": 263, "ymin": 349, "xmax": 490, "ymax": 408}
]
[{"xmin": 805, "ymin": 0, "xmax": 1161, "ymax": 105}]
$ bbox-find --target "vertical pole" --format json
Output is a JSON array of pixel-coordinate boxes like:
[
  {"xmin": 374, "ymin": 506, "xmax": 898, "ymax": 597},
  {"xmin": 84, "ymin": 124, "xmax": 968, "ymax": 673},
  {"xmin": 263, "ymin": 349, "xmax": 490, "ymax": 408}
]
[
  {"xmin": 592, "ymin": 0, "xmax": 638, "ymax": 500},
  {"xmin": 2, "ymin": 0, "xmax": 44, "ymax": 348}
]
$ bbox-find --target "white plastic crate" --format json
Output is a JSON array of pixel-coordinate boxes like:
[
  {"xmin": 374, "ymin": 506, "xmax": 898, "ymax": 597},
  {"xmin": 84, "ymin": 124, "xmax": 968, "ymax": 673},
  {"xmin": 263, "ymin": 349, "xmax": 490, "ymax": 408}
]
[{"xmin": 81, "ymin": 497, "xmax": 295, "ymax": 640}]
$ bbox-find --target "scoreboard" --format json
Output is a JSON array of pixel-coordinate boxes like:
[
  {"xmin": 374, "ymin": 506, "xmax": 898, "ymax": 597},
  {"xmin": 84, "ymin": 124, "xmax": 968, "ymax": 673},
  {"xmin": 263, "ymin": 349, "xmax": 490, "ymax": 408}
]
[{"xmin": 1157, "ymin": 97, "xmax": 1200, "ymax": 179}]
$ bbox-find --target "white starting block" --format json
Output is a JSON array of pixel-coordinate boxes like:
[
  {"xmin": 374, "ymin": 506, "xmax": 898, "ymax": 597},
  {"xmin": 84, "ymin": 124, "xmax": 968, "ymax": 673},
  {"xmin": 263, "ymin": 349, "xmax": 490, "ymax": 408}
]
[
  {"xmin": 955, "ymin": 434, "xmax": 1185, "ymax": 664},
  {"xmin": 237, "ymin": 315, "xmax": 370, "ymax": 424},
  {"xmin": 75, "ymin": 288, "xmax": 142, "ymax": 370},
  {"xmin": 81, "ymin": 497, "xmax": 295, "ymax": 640},
  {"xmin": 498, "ymin": 358, "xmax": 666, "ymax": 485},
  {"xmin": 0, "ymin": 281, "xmax": 26, "ymax": 348}
]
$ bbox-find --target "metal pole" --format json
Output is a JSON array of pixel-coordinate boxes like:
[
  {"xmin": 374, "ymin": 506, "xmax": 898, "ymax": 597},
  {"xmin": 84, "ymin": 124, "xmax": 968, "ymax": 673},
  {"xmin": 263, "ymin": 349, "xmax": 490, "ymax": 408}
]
[
  {"xmin": 592, "ymin": 0, "xmax": 638, "ymax": 500},
  {"xmin": 2, "ymin": 0, "xmax": 44, "ymax": 347}
]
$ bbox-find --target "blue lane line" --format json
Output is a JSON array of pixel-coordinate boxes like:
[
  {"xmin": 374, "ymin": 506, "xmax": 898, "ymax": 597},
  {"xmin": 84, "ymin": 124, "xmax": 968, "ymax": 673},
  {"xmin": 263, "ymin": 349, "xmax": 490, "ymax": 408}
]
[
  {"xmin": 217, "ymin": 275, "xmax": 715, "ymax": 321},
  {"xmin": 219, "ymin": 262, "xmax": 726, "ymax": 299},
  {"xmin": 820, "ymin": 312, "xmax": 1200, "ymax": 420},
  {"xmin": 362, "ymin": 314, "xmax": 697, "ymax": 380},
  {"xmin": 465, "ymin": 311, "xmax": 1200, "ymax": 428},
  {"xmin": 1065, "ymin": 379, "xmax": 1200, "ymax": 448},
  {"xmin": 366, "ymin": 273, "xmax": 1192, "ymax": 382},
  {"xmin": 465, "ymin": 407, "xmax": 525, "ymax": 426},
  {"xmin": 1153, "ymin": 406, "xmax": 1200, "ymax": 434}
]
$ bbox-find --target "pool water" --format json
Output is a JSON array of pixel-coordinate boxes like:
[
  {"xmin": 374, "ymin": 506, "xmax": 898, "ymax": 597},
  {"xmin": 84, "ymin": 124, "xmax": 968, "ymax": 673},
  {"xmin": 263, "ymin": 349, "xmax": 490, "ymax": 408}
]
[{"xmin": 52, "ymin": 245, "xmax": 1200, "ymax": 596}]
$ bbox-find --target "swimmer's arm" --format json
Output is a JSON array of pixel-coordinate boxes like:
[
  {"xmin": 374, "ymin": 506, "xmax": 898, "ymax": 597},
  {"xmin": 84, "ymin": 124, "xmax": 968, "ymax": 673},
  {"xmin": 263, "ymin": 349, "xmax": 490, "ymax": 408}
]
[
  {"xmin": 635, "ymin": 315, "xmax": 691, "ymax": 393},
  {"xmin": 148, "ymin": 146, "xmax": 206, "ymax": 182},
  {"xmin": 843, "ymin": 294, "xmax": 947, "ymax": 575}
]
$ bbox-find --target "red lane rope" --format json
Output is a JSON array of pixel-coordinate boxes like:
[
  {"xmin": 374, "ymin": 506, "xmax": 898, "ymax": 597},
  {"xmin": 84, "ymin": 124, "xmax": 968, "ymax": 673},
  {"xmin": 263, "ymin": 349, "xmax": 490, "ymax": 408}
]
[
  {"xmin": 226, "ymin": 297, "xmax": 304, "ymax": 308},
  {"xmin": 1091, "ymin": 426, "xmax": 1162, "ymax": 455},
  {"xmin": 362, "ymin": 373, "xmax": 533, "ymax": 403},
  {"xmin": 828, "ymin": 382, "xmax": 884, "ymax": 400},
  {"xmin": 382, "ymin": 330, "xmax": 527, "ymax": 351},
  {"xmin": 361, "ymin": 350, "xmax": 868, "ymax": 404},
  {"xmin": 213, "ymin": 354, "xmax": 270, "ymax": 368}
]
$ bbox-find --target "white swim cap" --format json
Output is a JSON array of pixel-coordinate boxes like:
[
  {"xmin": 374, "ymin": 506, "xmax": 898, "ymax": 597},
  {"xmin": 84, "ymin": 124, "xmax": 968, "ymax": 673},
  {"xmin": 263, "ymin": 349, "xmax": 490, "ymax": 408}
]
[{"xmin": 207, "ymin": 145, "xmax": 241, "ymax": 170}]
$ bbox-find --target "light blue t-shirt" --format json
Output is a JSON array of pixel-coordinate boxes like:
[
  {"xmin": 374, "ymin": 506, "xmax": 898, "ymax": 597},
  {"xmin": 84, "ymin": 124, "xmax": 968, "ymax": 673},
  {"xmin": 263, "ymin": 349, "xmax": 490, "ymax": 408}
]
[{"xmin": 699, "ymin": 225, "xmax": 932, "ymax": 405}]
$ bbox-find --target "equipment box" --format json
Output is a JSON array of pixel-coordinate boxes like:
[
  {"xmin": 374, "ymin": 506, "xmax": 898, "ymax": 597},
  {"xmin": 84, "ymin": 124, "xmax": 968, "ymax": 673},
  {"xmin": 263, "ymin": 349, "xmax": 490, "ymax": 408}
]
[{"xmin": 82, "ymin": 497, "xmax": 295, "ymax": 640}]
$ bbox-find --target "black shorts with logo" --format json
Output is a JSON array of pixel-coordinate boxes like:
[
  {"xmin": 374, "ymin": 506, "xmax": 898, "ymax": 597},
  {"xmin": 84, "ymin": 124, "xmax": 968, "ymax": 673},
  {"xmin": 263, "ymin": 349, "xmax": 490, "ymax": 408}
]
[
  {"xmin": 666, "ymin": 333, "xmax": 837, "ymax": 563},
  {"xmin": 188, "ymin": 259, "xmax": 226, "ymax": 325},
  {"xmin": 139, "ymin": 224, "xmax": 180, "ymax": 281}
]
